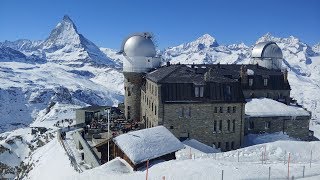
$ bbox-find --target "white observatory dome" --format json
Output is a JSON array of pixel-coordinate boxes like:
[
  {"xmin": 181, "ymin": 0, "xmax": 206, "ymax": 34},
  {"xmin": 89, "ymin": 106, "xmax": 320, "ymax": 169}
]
[
  {"xmin": 251, "ymin": 41, "xmax": 283, "ymax": 69},
  {"xmin": 122, "ymin": 33, "xmax": 156, "ymax": 57},
  {"xmin": 251, "ymin": 41, "xmax": 283, "ymax": 59},
  {"xmin": 120, "ymin": 32, "xmax": 161, "ymax": 73}
]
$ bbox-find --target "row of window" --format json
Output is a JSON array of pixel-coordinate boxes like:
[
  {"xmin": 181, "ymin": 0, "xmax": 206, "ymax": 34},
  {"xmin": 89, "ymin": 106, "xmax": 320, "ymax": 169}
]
[
  {"xmin": 248, "ymin": 78, "xmax": 268, "ymax": 87},
  {"xmin": 213, "ymin": 119, "xmax": 236, "ymax": 133},
  {"xmin": 177, "ymin": 107, "xmax": 191, "ymax": 118},
  {"xmin": 248, "ymin": 121, "xmax": 271, "ymax": 130},
  {"xmin": 142, "ymin": 93, "xmax": 157, "ymax": 116},
  {"xmin": 175, "ymin": 106, "xmax": 237, "ymax": 118},
  {"xmin": 194, "ymin": 85, "xmax": 231, "ymax": 98},
  {"xmin": 146, "ymin": 81, "xmax": 157, "ymax": 96},
  {"xmin": 214, "ymin": 141, "xmax": 235, "ymax": 151},
  {"xmin": 214, "ymin": 106, "xmax": 237, "ymax": 113}
]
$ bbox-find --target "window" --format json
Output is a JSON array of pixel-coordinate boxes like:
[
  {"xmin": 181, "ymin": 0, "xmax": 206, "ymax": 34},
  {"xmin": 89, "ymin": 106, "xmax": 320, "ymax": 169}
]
[
  {"xmin": 155, "ymin": 105, "xmax": 157, "ymax": 115},
  {"xmin": 195, "ymin": 86, "xmax": 199, "ymax": 97},
  {"xmin": 214, "ymin": 107, "xmax": 218, "ymax": 113},
  {"xmin": 249, "ymin": 121, "xmax": 254, "ymax": 130},
  {"xmin": 219, "ymin": 120, "xmax": 222, "ymax": 132},
  {"xmin": 232, "ymin": 119, "xmax": 235, "ymax": 132},
  {"xmin": 185, "ymin": 107, "xmax": 191, "ymax": 118},
  {"xmin": 213, "ymin": 120, "xmax": 217, "ymax": 132},
  {"xmin": 227, "ymin": 120, "xmax": 231, "ymax": 131},
  {"xmin": 177, "ymin": 107, "xmax": 183, "ymax": 118},
  {"xmin": 264, "ymin": 78, "xmax": 268, "ymax": 86},
  {"xmin": 195, "ymin": 86, "xmax": 204, "ymax": 97},
  {"xmin": 226, "ymin": 142, "xmax": 230, "ymax": 151},
  {"xmin": 249, "ymin": 78, "xmax": 253, "ymax": 86},
  {"xmin": 127, "ymin": 88, "xmax": 131, "ymax": 96},
  {"xmin": 170, "ymin": 125, "xmax": 174, "ymax": 129},
  {"xmin": 227, "ymin": 107, "xmax": 231, "ymax": 113},
  {"xmin": 199, "ymin": 86, "xmax": 204, "ymax": 97},
  {"xmin": 217, "ymin": 142, "xmax": 221, "ymax": 148},
  {"xmin": 226, "ymin": 85, "xmax": 231, "ymax": 95},
  {"xmin": 127, "ymin": 106, "xmax": 131, "ymax": 119},
  {"xmin": 231, "ymin": 141, "xmax": 235, "ymax": 150},
  {"xmin": 219, "ymin": 107, "xmax": 223, "ymax": 113},
  {"xmin": 151, "ymin": 103, "xmax": 153, "ymax": 111},
  {"xmin": 265, "ymin": 121, "xmax": 271, "ymax": 129},
  {"xmin": 233, "ymin": 106, "xmax": 236, "ymax": 113}
]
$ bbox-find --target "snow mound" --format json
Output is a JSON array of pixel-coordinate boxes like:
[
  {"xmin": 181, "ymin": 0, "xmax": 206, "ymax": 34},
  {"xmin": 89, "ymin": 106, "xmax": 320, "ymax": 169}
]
[
  {"xmin": 182, "ymin": 139, "xmax": 219, "ymax": 153},
  {"xmin": 245, "ymin": 98, "xmax": 310, "ymax": 117},
  {"xmin": 93, "ymin": 158, "xmax": 132, "ymax": 173}
]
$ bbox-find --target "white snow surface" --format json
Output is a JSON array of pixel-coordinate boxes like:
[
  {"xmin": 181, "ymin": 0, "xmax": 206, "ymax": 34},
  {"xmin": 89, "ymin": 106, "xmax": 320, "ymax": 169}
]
[
  {"xmin": 113, "ymin": 126, "xmax": 184, "ymax": 165},
  {"xmin": 245, "ymin": 98, "xmax": 310, "ymax": 117},
  {"xmin": 246, "ymin": 68, "xmax": 254, "ymax": 75}
]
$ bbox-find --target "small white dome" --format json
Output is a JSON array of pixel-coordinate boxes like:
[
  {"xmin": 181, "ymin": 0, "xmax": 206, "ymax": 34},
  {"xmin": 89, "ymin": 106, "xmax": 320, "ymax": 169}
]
[
  {"xmin": 251, "ymin": 41, "xmax": 283, "ymax": 59},
  {"xmin": 122, "ymin": 33, "xmax": 156, "ymax": 57}
]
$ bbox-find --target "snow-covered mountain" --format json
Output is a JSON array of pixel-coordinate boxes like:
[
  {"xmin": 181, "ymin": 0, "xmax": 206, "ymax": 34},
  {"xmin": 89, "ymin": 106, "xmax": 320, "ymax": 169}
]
[
  {"xmin": 161, "ymin": 34, "xmax": 250, "ymax": 65},
  {"xmin": 0, "ymin": 16, "xmax": 124, "ymax": 133},
  {"xmin": 1, "ymin": 15, "xmax": 118, "ymax": 67}
]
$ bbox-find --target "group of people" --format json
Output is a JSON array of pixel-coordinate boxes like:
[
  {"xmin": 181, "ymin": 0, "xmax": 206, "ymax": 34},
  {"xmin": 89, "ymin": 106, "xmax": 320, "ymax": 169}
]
[{"xmin": 54, "ymin": 119, "xmax": 73, "ymax": 128}]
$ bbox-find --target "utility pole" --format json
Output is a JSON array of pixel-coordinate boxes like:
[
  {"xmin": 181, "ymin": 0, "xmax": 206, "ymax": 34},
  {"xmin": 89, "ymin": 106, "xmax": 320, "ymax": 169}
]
[{"xmin": 107, "ymin": 108, "xmax": 110, "ymax": 162}]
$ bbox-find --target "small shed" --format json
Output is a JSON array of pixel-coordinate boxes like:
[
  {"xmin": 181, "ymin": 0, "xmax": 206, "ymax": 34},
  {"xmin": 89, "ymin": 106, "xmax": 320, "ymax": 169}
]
[
  {"xmin": 75, "ymin": 106, "xmax": 109, "ymax": 126},
  {"xmin": 112, "ymin": 126, "xmax": 184, "ymax": 170}
]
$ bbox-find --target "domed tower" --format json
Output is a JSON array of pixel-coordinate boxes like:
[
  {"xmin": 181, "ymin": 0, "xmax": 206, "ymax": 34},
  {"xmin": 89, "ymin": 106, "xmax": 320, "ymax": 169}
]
[
  {"xmin": 119, "ymin": 32, "xmax": 161, "ymax": 121},
  {"xmin": 251, "ymin": 41, "xmax": 283, "ymax": 69}
]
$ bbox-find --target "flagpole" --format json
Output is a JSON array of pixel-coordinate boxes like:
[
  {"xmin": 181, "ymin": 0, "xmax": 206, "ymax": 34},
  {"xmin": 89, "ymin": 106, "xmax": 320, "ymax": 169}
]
[{"xmin": 107, "ymin": 108, "xmax": 110, "ymax": 162}]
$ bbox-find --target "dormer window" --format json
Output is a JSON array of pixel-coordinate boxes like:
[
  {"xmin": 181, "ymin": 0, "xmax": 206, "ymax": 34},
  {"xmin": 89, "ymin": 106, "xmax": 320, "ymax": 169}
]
[
  {"xmin": 264, "ymin": 79, "xmax": 268, "ymax": 86},
  {"xmin": 249, "ymin": 78, "xmax": 253, "ymax": 87},
  {"xmin": 195, "ymin": 86, "xmax": 204, "ymax": 97}
]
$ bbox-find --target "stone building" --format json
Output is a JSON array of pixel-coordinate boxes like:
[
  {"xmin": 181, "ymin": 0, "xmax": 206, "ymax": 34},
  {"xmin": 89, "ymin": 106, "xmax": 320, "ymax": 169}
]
[{"xmin": 120, "ymin": 33, "xmax": 312, "ymax": 151}]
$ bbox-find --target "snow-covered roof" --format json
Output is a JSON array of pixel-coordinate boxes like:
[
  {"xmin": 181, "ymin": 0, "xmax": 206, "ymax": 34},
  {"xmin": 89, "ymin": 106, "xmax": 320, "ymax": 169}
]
[
  {"xmin": 245, "ymin": 98, "xmax": 310, "ymax": 117},
  {"xmin": 113, "ymin": 126, "xmax": 184, "ymax": 165},
  {"xmin": 246, "ymin": 69, "xmax": 254, "ymax": 75}
]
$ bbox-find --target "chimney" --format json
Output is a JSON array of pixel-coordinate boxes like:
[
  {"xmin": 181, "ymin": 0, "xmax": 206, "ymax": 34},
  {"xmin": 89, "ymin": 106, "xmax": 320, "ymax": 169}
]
[
  {"xmin": 240, "ymin": 65, "xmax": 248, "ymax": 85},
  {"xmin": 191, "ymin": 63, "xmax": 195, "ymax": 68},
  {"xmin": 166, "ymin": 61, "xmax": 171, "ymax": 67}
]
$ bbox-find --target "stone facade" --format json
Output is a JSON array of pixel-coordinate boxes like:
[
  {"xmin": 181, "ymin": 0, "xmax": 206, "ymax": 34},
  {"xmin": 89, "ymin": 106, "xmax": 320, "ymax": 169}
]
[
  {"xmin": 245, "ymin": 115, "xmax": 311, "ymax": 140},
  {"xmin": 141, "ymin": 80, "xmax": 245, "ymax": 151},
  {"xmin": 123, "ymin": 72, "xmax": 144, "ymax": 122}
]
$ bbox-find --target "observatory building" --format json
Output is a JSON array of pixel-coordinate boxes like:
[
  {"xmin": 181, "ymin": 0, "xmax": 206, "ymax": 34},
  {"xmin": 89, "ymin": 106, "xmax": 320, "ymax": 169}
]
[
  {"xmin": 119, "ymin": 35, "xmax": 312, "ymax": 151},
  {"xmin": 119, "ymin": 33, "xmax": 161, "ymax": 122},
  {"xmin": 251, "ymin": 41, "xmax": 283, "ymax": 69}
]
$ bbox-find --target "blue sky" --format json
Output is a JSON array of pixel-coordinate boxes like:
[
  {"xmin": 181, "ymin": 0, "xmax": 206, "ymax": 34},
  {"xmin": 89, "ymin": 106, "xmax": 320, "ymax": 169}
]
[{"xmin": 0, "ymin": 0, "xmax": 319, "ymax": 49}]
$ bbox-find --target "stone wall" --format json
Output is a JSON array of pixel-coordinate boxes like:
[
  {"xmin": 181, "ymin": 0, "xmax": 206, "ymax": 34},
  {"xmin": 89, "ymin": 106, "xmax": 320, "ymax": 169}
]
[
  {"xmin": 245, "ymin": 115, "xmax": 311, "ymax": 140},
  {"xmin": 72, "ymin": 130, "xmax": 100, "ymax": 168},
  {"xmin": 123, "ymin": 72, "xmax": 144, "ymax": 121},
  {"xmin": 141, "ymin": 79, "xmax": 161, "ymax": 128},
  {"xmin": 160, "ymin": 103, "xmax": 245, "ymax": 151}
]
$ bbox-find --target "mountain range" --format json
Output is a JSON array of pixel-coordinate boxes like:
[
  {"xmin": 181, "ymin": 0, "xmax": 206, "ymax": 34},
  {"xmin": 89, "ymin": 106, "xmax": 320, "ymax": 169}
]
[{"xmin": 0, "ymin": 15, "xmax": 320, "ymax": 133}]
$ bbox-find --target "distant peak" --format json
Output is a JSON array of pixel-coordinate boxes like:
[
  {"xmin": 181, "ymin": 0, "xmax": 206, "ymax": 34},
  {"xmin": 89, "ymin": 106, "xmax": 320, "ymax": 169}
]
[
  {"xmin": 194, "ymin": 34, "xmax": 219, "ymax": 47},
  {"xmin": 63, "ymin": 15, "xmax": 73, "ymax": 22}
]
